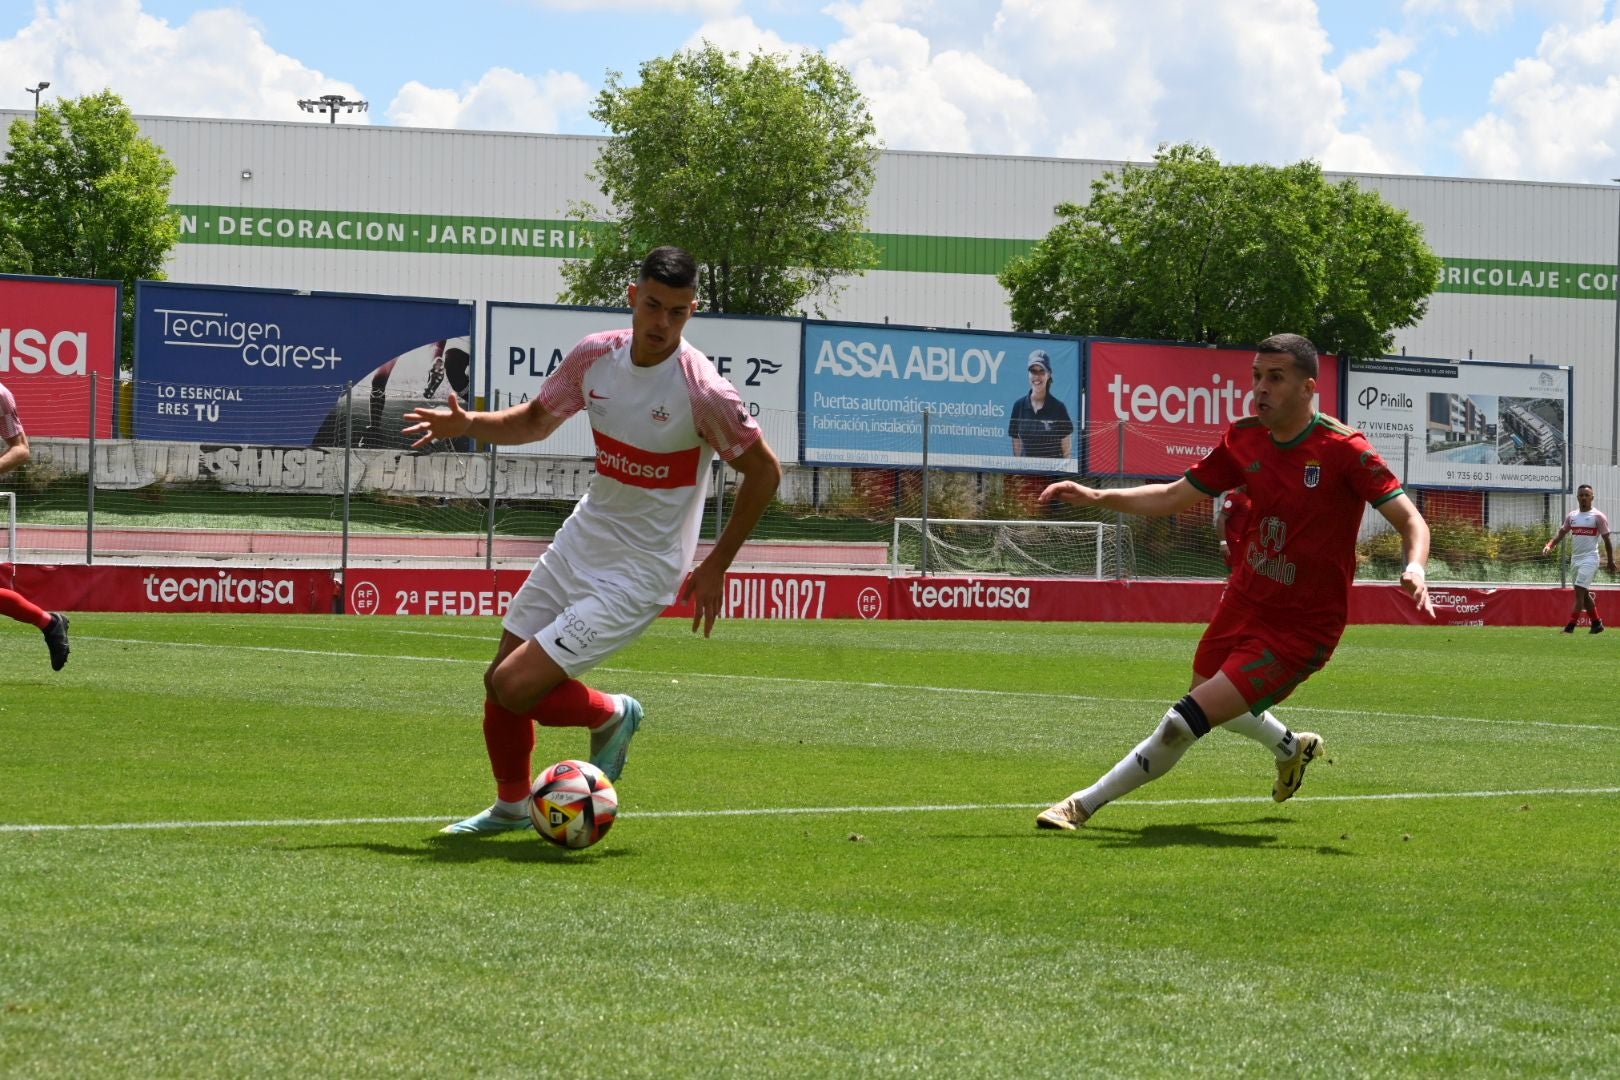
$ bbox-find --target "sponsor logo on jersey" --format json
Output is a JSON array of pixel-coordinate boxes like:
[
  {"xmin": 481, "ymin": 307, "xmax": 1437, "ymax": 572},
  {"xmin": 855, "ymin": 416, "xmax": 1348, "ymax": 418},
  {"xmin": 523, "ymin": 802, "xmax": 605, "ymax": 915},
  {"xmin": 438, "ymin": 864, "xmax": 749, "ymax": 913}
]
[
  {"xmin": 1246, "ymin": 460, "xmax": 1262, "ymax": 473},
  {"xmin": 588, "ymin": 389, "xmax": 610, "ymax": 400},
  {"xmin": 592, "ymin": 430, "xmax": 700, "ymax": 489}
]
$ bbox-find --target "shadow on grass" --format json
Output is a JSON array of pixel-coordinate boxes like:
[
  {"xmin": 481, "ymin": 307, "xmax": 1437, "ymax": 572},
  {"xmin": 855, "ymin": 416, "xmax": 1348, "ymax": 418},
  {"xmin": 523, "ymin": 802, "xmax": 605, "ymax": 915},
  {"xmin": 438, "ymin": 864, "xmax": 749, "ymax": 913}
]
[
  {"xmin": 1018, "ymin": 816, "xmax": 1354, "ymax": 855},
  {"xmin": 285, "ymin": 835, "xmax": 638, "ymax": 865}
]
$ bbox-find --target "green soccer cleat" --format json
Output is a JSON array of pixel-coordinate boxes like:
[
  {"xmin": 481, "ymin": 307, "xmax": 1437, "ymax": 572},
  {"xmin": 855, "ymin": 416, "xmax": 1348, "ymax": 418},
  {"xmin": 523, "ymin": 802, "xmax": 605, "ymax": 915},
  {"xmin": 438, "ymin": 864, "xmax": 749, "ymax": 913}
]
[
  {"xmin": 1273, "ymin": 732, "xmax": 1324, "ymax": 803},
  {"xmin": 439, "ymin": 806, "xmax": 533, "ymax": 835},
  {"xmin": 590, "ymin": 696, "xmax": 644, "ymax": 782}
]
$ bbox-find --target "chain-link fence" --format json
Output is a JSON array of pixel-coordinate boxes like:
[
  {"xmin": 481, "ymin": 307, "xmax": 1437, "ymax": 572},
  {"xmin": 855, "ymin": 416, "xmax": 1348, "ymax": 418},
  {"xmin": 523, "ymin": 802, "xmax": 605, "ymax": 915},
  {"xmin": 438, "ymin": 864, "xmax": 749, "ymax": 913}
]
[{"xmin": 6, "ymin": 377, "xmax": 1617, "ymax": 585}]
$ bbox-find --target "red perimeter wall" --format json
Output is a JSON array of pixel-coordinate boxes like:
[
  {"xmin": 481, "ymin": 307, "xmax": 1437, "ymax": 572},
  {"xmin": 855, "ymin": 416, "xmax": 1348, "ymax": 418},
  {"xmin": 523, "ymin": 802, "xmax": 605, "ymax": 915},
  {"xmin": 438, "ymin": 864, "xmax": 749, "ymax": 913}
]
[{"xmin": 4, "ymin": 564, "xmax": 1578, "ymax": 627}]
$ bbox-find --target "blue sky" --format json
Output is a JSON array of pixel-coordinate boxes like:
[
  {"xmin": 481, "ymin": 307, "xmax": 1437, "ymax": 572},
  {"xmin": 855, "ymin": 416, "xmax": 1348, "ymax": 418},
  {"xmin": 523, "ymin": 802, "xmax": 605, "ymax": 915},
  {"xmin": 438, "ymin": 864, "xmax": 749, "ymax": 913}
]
[{"xmin": 4, "ymin": 0, "xmax": 1620, "ymax": 182}]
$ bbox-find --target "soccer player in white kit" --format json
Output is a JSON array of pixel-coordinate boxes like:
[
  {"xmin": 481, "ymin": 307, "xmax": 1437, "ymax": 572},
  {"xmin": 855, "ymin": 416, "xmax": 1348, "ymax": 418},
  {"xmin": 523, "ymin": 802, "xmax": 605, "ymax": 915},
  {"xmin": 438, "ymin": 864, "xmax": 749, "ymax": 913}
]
[
  {"xmin": 404, "ymin": 247, "xmax": 782, "ymax": 834},
  {"xmin": 1542, "ymin": 483, "xmax": 1615, "ymax": 634}
]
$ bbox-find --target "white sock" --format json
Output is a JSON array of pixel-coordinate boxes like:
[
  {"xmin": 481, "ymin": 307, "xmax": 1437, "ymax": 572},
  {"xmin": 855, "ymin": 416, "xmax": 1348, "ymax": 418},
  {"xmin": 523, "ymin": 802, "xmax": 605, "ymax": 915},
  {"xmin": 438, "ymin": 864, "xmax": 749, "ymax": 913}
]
[
  {"xmin": 1223, "ymin": 710, "xmax": 1297, "ymax": 762},
  {"xmin": 1077, "ymin": 702, "xmax": 1206, "ymax": 816},
  {"xmin": 494, "ymin": 797, "xmax": 530, "ymax": 818}
]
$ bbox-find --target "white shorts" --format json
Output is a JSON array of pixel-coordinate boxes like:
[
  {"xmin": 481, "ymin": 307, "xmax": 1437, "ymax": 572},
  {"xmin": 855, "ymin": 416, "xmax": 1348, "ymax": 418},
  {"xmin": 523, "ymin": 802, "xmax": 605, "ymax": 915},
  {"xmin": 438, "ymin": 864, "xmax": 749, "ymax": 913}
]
[
  {"xmin": 502, "ymin": 550, "xmax": 666, "ymax": 678},
  {"xmin": 1573, "ymin": 555, "xmax": 1599, "ymax": 589}
]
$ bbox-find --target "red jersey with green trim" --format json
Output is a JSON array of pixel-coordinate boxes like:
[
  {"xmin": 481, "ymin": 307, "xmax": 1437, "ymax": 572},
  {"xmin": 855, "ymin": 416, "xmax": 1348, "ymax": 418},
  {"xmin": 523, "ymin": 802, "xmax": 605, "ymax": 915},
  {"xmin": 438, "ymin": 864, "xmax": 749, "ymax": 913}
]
[{"xmin": 1186, "ymin": 413, "xmax": 1404, "ymax": 633}]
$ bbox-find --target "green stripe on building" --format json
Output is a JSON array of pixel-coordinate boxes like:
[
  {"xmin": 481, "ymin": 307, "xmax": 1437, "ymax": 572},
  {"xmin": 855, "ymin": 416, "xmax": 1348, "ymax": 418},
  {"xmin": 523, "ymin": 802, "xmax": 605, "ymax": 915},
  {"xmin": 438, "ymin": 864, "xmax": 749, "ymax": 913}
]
[{"xmin": 174, "ymin": 205, "xmax": 1620, "ymax": 298}]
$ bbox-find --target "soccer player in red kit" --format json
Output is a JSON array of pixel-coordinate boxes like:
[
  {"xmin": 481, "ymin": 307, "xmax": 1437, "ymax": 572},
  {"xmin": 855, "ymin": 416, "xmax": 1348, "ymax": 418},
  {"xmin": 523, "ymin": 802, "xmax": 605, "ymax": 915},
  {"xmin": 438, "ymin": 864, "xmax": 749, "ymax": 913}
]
[
  {"xmin": 404, "ymin": 247, "xmax": 782, "ymax": 834},
  {"xmin": 1035, "ymin": 334, "xmax": 1434, "ymax": 831}
]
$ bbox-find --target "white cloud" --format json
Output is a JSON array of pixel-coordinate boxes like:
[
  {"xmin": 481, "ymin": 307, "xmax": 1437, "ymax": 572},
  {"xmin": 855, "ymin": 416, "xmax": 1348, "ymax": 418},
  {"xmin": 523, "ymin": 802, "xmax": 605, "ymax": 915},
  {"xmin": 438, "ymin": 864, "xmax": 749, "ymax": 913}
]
[
  {"xmin": 1336, "ymin": 30, "xmax": 1418, "ymax": 93},
  {"xmin": 682, "ymin": 15, "xmax": 802, "ymax": 58},
  {"xmin": 1403, "ymin": 0, "xmax": 1519, "ymax": 32},
  {"xmin": 1457, "ymin": 15, "xmax": 1620, "ymax": 179},
  {"xmin": 825, "ymin": 0, "xmax": 1043, "ymax": 155},
  {"xmin": 0, "ymin": 0, "xmax": 362, "ymax": 121},
  {"xmin": 386, "ymin": 68, "xmax": 592, "ymax": 132}
]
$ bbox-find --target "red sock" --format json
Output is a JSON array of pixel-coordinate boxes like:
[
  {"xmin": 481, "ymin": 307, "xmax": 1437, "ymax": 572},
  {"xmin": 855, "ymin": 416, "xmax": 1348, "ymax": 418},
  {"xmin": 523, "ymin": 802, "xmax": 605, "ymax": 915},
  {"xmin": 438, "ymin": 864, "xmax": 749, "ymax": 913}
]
[
  {"xmin": 531, "ymin": 679, "xmax": 616, "ymax": 730},
  {"xmin": 482, "ymin": 698, "xmax": 537, "ymax": 804},
  {"xmin": 0, "ymin": 589, "xmax": 50, "ymax": 629}
]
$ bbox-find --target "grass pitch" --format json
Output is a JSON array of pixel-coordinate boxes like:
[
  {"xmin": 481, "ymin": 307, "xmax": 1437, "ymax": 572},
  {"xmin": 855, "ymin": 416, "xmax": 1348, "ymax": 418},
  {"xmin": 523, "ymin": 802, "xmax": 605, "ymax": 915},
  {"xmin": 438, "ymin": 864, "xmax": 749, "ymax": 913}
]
[{"xmin": 3, "ymin": 614, "xmax": 1617, "ymax": 1077}]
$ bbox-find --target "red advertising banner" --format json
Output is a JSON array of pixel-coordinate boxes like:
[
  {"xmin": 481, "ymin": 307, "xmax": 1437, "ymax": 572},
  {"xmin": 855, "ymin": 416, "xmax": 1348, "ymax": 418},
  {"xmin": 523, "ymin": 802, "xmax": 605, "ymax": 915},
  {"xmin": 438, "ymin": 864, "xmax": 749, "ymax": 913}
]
[
  {"xmin": 10, "ymin": 564, "xmax": 333, "ymax": 613},
  {"xmin": 1085, "ymin": 340, "xmax": 1342, "ymax": 477},
  {"xmin": 4, "ymin": 564, "xmax": 1577, "ymax": 628},
  {"xmin": 0, "ymin": 275, "xmax": 120, "ymax": 438},
  {"xmin": 342, "ymin": 568, "xmax": 527, "ymax": 616}
]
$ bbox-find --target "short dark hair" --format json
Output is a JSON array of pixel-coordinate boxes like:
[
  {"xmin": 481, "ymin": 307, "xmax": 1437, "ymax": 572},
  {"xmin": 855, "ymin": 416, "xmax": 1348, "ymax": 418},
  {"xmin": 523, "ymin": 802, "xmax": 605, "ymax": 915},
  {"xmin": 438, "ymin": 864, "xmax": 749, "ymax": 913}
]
[
  {"xmin": 1577, "ymin": 483, "xmax": 1594, "ymax": 494},
  {"xmin": 639, "ymin": 246, "xmax": 698, "ymax": 290},
  {"xmin": 1256, "ymin": 333, "xmax": 1319, "ymax": 378}
]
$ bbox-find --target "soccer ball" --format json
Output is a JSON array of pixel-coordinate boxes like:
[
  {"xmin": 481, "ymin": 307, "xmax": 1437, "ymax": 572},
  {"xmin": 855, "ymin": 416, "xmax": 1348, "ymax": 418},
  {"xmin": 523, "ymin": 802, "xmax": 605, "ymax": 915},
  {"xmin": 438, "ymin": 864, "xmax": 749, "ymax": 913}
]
[{"xmin": 530, "ymin": 759, "xmax": 618, "ymax": 850}]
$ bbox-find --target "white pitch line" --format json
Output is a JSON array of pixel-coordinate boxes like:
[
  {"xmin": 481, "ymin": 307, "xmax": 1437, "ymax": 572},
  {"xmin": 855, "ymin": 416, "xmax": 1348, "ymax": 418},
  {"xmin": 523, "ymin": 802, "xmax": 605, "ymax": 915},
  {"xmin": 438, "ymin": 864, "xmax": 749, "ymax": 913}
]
[
  {"xmin": 77, "ymin": 635, "xmax": 1620, "ymax": 734},
  {"xmin": 3, "ymin": 787, "xmax": 1615, "ymax": 833}
]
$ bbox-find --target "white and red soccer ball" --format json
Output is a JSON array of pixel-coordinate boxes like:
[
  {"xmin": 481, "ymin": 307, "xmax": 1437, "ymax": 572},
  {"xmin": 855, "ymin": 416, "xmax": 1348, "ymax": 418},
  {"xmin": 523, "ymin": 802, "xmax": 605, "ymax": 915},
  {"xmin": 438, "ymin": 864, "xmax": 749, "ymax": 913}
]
[{"xmin": 530, "ymin": 759, "xmax": 618, "ymax": 850}]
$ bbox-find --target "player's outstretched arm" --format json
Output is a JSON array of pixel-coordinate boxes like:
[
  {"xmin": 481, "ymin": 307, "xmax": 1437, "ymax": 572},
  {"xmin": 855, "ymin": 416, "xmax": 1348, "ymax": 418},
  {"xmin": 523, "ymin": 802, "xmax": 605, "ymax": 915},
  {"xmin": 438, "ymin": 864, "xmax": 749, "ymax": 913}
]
[
  {"xmin": 1379, "ymin": 493, "xmax": 1435, "ymax": 617},
  {"xmin": 1042, "ymin": 477, "xmax": 1203, "ymax": 519},
  {"xmin": 682, "ymin": 438, "xmax": 783, "ymax": 638},
  {"xmin": 1542, "ymin": 522, "xmax": 1570, "ymax": 555},
  {"xmin": 402, "ymin": 392, "xmax": 565, "ymax": 449}
]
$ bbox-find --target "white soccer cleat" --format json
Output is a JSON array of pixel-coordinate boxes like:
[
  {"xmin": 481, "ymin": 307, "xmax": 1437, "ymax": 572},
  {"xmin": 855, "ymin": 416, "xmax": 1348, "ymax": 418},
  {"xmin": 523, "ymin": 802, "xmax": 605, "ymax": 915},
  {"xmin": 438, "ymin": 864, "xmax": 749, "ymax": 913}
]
[
  {"xmin": 1273, "ymin": 732, "xmax": 1324, "ymax": 803},
  {"xmin": 1035, "ymin": 794, "xmax": 1090, "ymax": 831}
]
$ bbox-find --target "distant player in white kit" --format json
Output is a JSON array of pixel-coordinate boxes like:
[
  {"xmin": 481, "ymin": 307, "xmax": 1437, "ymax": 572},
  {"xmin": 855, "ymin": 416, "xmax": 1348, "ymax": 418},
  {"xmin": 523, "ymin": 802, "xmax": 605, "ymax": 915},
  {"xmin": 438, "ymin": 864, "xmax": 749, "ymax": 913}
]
[
  {"xmin": 1542, "ymin": 483, "xmax": 1615, "ymax": 634},
  {"xmin": 404, "ymin": 247, "xmax": 782, "ymax": 834}
]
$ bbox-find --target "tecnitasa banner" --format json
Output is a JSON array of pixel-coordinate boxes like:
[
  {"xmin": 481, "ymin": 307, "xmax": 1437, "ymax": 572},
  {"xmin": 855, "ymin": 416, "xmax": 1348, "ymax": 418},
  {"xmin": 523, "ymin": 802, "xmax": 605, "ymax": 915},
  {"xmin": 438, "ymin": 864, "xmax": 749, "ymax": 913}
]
[
  {"xmin": 0, "ymin": 273, "xmax": 120, "ymax": 438},
  {"xmin": 1085, "ymin": 339, "xmax": 1343, "ymax": 478}
]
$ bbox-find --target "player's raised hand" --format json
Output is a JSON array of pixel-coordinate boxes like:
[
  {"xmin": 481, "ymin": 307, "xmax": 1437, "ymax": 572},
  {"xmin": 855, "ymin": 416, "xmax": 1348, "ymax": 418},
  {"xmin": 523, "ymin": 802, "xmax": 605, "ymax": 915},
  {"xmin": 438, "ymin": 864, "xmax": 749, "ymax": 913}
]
[
  {"xmin": 403, "ymin": 392, "xmax": 472, "ymax": 449},
  {"xmin": 1041, "ymin": 480, "xmax": 1100, "ymax": 506}
]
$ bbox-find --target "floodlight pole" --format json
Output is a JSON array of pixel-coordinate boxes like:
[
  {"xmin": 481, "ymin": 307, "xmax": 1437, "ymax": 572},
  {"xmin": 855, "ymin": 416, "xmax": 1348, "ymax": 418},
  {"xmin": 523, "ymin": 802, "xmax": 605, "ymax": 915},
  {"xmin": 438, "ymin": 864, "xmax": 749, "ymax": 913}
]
[
  {"xmin": 297, "ymin": 93, "xmax": 368, "ymax": 123},
  {"xmin": 26, "ymin": 81, "xmax": 49, "ymax": 110}
]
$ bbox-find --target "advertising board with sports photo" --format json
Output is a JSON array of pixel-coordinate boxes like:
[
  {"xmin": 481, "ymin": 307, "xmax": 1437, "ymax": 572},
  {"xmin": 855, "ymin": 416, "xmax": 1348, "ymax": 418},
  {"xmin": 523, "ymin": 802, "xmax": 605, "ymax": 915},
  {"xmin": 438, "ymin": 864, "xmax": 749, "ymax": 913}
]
[
  {"xmin": 802, "ymin": 322, "xmax": 1082, "ymax": 472},
  {"xmin": 133, "ymin": 282, "xmax": 474, "ymax": 446}
]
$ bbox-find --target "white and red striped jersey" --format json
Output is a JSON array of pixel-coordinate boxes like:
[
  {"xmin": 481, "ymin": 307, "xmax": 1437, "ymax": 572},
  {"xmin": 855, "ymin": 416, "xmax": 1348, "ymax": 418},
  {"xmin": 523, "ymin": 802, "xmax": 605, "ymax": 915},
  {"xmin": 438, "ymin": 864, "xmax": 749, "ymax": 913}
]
[
  {"xmin": 538, "ymin": 329, "xmax": 761, "ymax": 603},
  {"xmin": 0, "ymin": 382, "xmax": 22, "ymax": 440},
  {"xmin": 1561, "ymin": 508, "xmax": 1612, "ymax": 561}
]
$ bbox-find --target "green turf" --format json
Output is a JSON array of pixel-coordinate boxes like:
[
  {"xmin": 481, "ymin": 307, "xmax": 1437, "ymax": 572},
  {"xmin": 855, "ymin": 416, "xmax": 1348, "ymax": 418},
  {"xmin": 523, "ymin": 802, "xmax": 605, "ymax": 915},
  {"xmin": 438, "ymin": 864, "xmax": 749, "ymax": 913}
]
[{"xmin": 3, "ymin": 616, "xmax": 1616, "ymax": 1077}]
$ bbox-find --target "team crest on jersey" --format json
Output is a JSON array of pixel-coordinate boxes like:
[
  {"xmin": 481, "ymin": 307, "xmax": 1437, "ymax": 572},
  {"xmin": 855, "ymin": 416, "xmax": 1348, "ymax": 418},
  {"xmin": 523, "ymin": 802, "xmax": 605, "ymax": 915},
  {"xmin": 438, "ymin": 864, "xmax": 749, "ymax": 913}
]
[
  {"xmin": 1303, "ymin": 460, "xmax": 1321, "ymax": 488},
  {"xmin": 650, "ymin": 404, "xmax": 669, "ymax": 423}
]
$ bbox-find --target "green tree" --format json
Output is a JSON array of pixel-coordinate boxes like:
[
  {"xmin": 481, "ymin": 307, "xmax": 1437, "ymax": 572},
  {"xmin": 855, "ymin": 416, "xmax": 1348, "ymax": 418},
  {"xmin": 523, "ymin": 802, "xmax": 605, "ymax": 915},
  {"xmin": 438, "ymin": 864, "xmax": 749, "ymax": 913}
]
[
  {"xmin": 561, "ymin": 44, "xmax": 880, "ymax": 316},
  {"xmin": 999, "ymin": 143, "xmax": 1442, "ymax": 359},
  {"xmin": 0, "ymin": 206, "xmax": 30, "ymax": 274},
  {"xmin": 0, "ymin": 90, "xmax": 180, "ymax": 362}
]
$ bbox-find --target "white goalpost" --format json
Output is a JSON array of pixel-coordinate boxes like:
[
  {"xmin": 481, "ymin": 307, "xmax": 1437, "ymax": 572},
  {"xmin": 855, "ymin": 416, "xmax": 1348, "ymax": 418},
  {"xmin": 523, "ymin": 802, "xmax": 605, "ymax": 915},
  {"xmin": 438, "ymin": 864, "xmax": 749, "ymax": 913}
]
[{"xmin": 890, "ymin": 517, "xmax": 1136, "ymax": 579}]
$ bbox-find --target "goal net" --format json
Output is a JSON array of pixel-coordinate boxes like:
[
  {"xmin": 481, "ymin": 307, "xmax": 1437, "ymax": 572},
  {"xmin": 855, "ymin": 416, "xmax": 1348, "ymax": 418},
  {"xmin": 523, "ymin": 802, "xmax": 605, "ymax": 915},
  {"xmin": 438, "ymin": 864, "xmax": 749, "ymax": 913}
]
[{"xmin": 891, "ymin": 517, "xmax": 1136, "ymax": 579}]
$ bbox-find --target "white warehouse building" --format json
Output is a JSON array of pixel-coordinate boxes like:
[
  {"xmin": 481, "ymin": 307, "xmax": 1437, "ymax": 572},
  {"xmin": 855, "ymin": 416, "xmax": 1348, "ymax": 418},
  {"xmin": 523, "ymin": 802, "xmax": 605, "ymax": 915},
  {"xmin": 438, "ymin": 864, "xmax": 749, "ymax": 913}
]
[{"xmin": 4, "ymin": 109, "xmax": 1618, "ymax": 469}]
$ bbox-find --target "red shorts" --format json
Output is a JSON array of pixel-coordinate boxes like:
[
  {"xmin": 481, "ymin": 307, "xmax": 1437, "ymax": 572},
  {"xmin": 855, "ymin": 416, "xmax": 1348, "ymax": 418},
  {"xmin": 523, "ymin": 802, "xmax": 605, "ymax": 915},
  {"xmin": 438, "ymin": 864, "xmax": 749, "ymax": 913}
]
[{"xmin": 1193, "ymin": 598, "xmax": 1341, "ymax": 714}]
